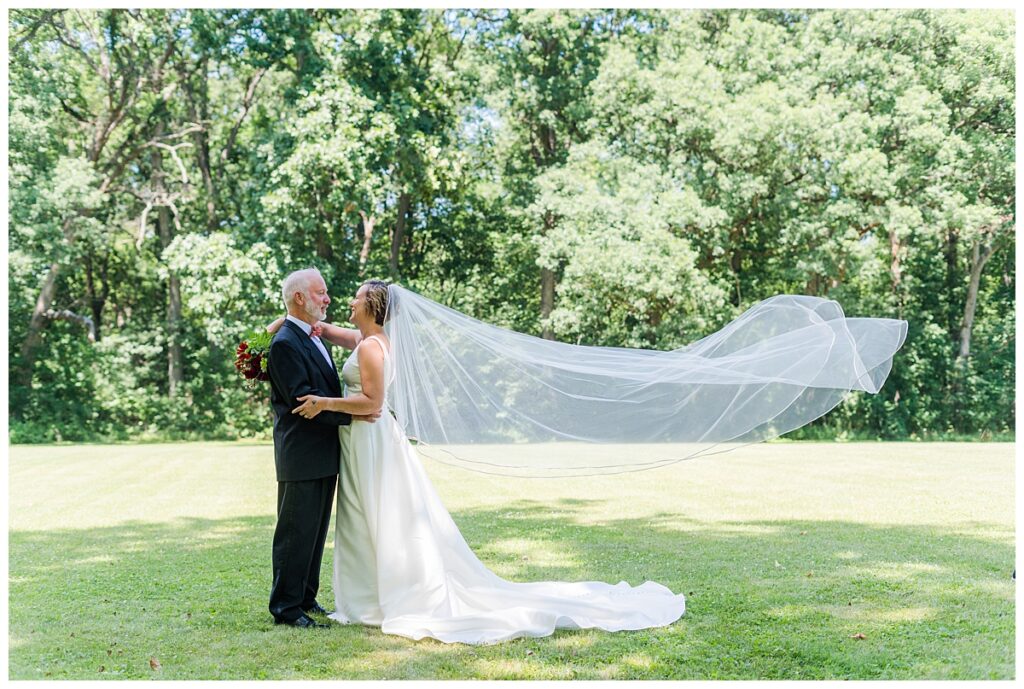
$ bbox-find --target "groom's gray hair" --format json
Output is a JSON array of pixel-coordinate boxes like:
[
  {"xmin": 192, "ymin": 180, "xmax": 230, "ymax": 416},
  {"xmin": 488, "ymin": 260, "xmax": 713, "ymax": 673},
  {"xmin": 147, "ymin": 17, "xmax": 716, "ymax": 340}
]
[{"xmin": 281, "ymin": 267, "xmax": 323, "ymax": 308}]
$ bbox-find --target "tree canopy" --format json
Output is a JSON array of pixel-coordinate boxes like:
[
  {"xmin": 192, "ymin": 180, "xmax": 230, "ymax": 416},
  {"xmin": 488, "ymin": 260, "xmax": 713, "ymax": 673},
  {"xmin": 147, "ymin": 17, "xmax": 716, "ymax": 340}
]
[{"xmin": 7, "ymin": 8, "xmax": 1014, "ymax": 442}]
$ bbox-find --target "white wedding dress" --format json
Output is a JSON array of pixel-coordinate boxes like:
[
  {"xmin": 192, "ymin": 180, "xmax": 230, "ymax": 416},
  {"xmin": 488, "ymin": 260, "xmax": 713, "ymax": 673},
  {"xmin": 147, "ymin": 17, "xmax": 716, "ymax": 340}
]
[{"xmin": 328, "ymin": 335, "xmax": 686, "ymax": 644}]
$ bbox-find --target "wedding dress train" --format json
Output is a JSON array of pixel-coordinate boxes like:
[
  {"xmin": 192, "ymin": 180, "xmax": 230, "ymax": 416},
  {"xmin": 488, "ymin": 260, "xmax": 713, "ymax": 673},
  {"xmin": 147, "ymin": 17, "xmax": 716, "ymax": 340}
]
[{"xmin": 328, "ymin": 335, "xmax": 686, "ymax": 644}]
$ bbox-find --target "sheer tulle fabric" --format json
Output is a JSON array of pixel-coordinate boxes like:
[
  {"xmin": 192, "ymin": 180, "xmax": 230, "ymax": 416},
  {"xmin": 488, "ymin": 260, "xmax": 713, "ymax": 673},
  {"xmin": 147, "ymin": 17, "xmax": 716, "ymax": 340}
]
[{"xmin": 383, "ymin": 287, "xmax": 907, "ymax": 476}]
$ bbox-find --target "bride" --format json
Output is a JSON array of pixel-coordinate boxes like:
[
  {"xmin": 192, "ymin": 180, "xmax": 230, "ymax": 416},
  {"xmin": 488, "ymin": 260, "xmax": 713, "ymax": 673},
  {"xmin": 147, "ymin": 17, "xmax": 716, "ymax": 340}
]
[
  {"xmin": 275, "ymin": 278, "xmax": 906, "ymax": 644},
  {"xmin": 280, "ymin": 280, "xmax": 686, "ymax": 644}
]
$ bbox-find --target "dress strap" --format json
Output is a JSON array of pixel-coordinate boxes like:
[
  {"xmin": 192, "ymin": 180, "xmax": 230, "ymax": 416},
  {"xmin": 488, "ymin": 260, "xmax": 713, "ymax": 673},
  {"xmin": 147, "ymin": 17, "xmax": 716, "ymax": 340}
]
[{"xmin": 361, "ymin": 334, "xmax": 390, "ymax": 357}]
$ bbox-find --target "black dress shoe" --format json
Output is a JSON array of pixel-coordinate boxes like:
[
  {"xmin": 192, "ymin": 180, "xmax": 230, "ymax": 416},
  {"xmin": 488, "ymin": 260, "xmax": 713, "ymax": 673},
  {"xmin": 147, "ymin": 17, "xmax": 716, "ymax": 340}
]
[
  {"xmin": 276, "ymin": 614, "xmax": 328, "ymax": 629},
  {"xmin": 303, "ymin": 603, "xmax": 331, "ymax": 616}
]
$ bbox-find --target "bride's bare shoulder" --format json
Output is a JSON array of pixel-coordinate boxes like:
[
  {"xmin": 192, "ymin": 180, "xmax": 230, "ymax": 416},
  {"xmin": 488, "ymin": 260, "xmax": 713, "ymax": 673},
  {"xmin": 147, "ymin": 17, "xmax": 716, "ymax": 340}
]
[{"xmin": 360, "ymin": 334, "xmax": 390, "ymax": 354}]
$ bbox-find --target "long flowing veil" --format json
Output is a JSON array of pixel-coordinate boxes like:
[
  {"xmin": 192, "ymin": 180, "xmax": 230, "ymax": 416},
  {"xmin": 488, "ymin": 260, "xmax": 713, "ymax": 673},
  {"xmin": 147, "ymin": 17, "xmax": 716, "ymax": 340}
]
[{"xmin": 383, "ymin": 285, "xmax": 908, "ymax": 477}]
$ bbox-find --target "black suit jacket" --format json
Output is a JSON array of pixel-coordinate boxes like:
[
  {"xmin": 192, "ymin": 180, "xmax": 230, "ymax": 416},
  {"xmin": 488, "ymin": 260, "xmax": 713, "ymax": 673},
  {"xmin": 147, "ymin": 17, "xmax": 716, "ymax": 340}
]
[{"xmin": 267, "ymin": 318, "xmax": 351, "ymax": 481}]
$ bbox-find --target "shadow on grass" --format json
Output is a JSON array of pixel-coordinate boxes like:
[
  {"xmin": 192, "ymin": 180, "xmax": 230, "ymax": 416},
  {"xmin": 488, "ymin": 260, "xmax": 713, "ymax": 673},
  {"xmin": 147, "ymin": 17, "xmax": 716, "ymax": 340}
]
[{"xmin": 9, "ymin": 501, "xmax": 1014, "ymax": 680}]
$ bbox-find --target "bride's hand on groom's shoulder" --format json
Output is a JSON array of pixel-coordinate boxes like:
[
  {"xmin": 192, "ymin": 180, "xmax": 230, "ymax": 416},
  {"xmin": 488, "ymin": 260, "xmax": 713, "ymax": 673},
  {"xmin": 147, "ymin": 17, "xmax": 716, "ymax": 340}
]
[
  {"xmin": 293, "ymin": 394, "xmax": 326, "ymax": 419},
  {"xmin": 266, "ymin": 316, "xmax": 286, "ymax": 334}
]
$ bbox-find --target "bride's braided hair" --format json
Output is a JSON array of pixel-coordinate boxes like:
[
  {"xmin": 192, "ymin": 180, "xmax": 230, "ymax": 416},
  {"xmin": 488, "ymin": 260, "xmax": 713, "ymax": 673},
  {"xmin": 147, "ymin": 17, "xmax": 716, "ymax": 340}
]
[{"xmin": 362, "ymin": 279, "xmax": 391, "ymax": 326}]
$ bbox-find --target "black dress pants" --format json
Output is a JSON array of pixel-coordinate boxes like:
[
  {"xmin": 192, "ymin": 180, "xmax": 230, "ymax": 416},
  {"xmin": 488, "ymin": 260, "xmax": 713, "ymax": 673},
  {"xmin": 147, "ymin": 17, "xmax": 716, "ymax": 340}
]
[{"xmin": 269, "ymin": 475, "xmax": 337, "ymax": 622}]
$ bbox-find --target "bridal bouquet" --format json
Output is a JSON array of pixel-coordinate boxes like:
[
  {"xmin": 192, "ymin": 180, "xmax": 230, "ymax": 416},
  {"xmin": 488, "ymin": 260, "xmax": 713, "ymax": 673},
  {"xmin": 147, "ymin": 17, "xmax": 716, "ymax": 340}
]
[{"xmin": 235, "ymin": 330, "xmax": 272, "ymax": 387}]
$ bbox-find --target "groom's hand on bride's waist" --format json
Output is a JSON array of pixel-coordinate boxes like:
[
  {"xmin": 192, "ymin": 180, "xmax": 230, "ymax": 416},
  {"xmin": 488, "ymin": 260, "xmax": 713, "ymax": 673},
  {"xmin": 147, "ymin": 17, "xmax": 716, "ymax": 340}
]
[{"xmin": 352, "ymin": 409, "xmax": 382, "ymax": 423}]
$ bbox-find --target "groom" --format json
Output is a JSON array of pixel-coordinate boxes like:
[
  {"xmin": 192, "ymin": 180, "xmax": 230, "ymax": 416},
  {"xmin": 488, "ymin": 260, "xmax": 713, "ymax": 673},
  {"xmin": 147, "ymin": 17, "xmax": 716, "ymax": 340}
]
[{"xmin": 266, "ymin": 268, "xmax": 355, "ymax": 628}]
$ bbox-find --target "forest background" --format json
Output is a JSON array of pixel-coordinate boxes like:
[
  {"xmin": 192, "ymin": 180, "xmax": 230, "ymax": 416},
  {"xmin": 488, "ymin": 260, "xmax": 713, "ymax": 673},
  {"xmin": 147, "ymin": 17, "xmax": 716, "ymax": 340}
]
[{"xmin": 7, "ymin": 8, "xmax": 1015, "ymax": 444}]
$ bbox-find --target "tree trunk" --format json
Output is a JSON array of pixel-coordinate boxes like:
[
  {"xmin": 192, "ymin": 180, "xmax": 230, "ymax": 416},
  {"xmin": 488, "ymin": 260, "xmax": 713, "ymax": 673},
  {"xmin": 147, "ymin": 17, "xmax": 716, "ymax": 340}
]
[
  {"xmin": 889, "ymin": 227, "xmax": 903, "ymax": 316},
  {"xmin": 188, "ymin": 56, "xmax": 217, "ymax": 230},
  {"xmin": 540, "ymin": 267, "xmax": 556, "ymax": 340},
  {"xmin": 17, "ymin": 216, "xmax": 75, "ymax": 385},
  {"xmin": 18, "ymin": 260, "xmax": 62, "ymax": 386},
  {"xmin": 540, "ymin": 210, "xmax": 556, "ymax": 340},
  {"xmin": 805, "ymin": 273, "xmax": 820, "ymax": 296},
  {"xmin": 958, "ymin": 240, "xmax": 995, "ymax": 360},
  {"xmin": 89, "ymin": 297, "xmax": 104, "ymax": 342},
  {"xmin": 158, "ymin": 205, "xmax": 185, "ymax": 398},
  {"xmin": 315, "ymin": 231, "xmax": 333, "ymax": 260},
  {"xmin": 84, "ymin": 252, "xmax": 104, "ymax": 342},
  {"xmin": 167, "ymin": 270, "xmax": 184, "ymax": 398},
  {"xmin": 389, "ymin": 192, "xmax": 411, "ymax": 279},
  {"xmin": 728, "ymin": 225, "xmax": 743, "ymax": 306},
  {"xmin": 945, "ymin": 226, "xmax": 959, "ymax": 342},
  {"xmin": 152, "ymin": 125, "xmax": 184, "ymax": 398},
  {"xmin": 222, "ymin": 67, "xmax": 268, "ymax": 164},
  {"xmin": 358, "ymin": 211, "xmax": 376, "ymax": 276}
]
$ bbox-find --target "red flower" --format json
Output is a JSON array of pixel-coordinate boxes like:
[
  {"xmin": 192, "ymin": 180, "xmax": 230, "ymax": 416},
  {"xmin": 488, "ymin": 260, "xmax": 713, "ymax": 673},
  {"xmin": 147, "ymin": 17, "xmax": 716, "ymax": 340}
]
[{"xmin": 235, "ymin": 335, "xmax": 270, "ymax": 388}]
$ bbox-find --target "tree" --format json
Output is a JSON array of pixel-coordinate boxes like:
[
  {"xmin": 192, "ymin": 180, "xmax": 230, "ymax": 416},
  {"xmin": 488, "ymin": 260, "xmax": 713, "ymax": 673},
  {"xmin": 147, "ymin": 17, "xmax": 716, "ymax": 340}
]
[
  {"xmin": 11, "ymin": 9, "xmax": 181, "ymax": 384},
  {"xmin": 482, "ymin": 10, "xmax": 619, "ymax": 338}
]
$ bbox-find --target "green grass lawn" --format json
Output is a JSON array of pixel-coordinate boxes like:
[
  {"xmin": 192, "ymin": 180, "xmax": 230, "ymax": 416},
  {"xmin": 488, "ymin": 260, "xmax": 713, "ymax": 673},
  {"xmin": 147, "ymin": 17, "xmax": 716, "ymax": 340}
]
[{"xmin": 7, "ymin": 441, "xmax": 1014, "ymax": 679}]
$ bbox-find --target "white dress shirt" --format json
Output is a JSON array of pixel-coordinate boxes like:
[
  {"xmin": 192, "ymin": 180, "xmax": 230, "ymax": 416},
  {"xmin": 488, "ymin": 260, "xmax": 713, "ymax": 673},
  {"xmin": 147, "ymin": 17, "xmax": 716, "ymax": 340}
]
[{"xmin": 286, "ymin": 314, "xmax": 334, "ymax": 368}]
